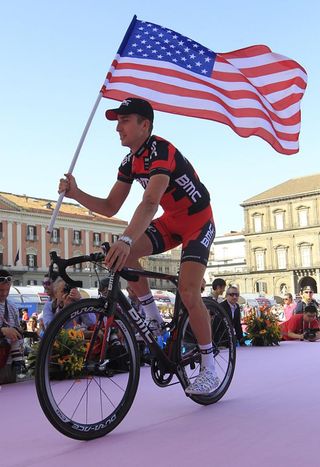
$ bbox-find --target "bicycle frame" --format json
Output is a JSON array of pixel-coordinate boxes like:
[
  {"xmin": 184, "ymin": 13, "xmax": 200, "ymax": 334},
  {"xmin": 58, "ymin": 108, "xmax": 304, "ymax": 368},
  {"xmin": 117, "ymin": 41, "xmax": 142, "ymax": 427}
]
[{"xmin": 49, "ymin": 246, "xmax": 191, "ymax": 383}]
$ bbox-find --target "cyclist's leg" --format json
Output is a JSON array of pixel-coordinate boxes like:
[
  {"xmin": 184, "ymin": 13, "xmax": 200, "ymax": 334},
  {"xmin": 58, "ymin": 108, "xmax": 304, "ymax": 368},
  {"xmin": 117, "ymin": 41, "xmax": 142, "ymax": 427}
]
[
  {"xmin": 125, "ymin": 218, "xmax": 179, "ymax": 328},
  {"xmin": 178, "ymin": 261, "xmax": 211, "ymax": 345}
]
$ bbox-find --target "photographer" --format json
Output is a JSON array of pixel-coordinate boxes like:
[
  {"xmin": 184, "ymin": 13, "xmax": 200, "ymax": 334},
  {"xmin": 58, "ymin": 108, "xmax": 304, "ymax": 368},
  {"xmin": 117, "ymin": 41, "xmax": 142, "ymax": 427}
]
[
  {"xmin": 43, "ymin": 278, "xmax": 96, "ymax": 329},
  {"xmin": 280, "ymin": 305, "xmax": 320, "ymax": 341}
]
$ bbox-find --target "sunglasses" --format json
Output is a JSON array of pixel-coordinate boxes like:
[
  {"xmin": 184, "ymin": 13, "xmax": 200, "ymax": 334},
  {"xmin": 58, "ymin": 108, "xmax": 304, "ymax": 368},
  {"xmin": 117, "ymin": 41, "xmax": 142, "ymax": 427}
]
[
  {"xmin": 42, "ymin": 280, "xmax": 52, "ymax": 286},
  {"xmin": 228, "ymin": 293, "xmax": 239, "ymax": 297},
  {"xmin": 0, "ymin": 276, "xmax": 12, "ymax": 284},
  {"xmin": 303, "ymin": 291, "xmax": 313, "ymax": 294}
]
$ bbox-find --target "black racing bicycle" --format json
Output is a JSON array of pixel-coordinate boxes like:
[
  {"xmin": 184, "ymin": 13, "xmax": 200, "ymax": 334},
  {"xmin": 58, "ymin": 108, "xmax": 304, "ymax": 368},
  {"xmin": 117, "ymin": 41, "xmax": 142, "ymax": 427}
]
[{"xmin": 35, "ymin": 243, "xmax": 236, "ymax": 440}]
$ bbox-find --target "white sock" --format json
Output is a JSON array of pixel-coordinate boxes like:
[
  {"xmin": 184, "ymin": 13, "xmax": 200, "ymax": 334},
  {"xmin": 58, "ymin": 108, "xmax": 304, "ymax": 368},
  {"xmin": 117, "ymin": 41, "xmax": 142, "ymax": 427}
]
[
  {"xmin": 138, "ymin": 293, "xmax": 163, "ymax": 323},
  {"xmin": 199, "ymin": 343, "xmax": 216, "ymax": 372}
]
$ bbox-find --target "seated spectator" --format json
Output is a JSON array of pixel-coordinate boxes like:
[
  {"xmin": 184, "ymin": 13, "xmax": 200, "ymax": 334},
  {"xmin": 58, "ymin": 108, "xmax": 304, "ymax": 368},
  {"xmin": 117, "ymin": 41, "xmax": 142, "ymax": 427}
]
[
  {"xmin": 280, "ymin": 305, "xmax": 320, "ymax": 341},
  {"xmin": 220, "ymin": 286, "xmax": 245, "ymax": 345},
  {"xmin": 0, "ymin": 269, "xmax": 26, "ymax": 380},
  {"xmin": 295, "ymin": 286, "xmax": 318, "ymax": 314},
  {"xmin": 283, "ymin": 293, "xmax": 296, "ymax": 321},
  {"xmin": 211, "ymin": 278, "xmax": 226, "ymax": 303}
]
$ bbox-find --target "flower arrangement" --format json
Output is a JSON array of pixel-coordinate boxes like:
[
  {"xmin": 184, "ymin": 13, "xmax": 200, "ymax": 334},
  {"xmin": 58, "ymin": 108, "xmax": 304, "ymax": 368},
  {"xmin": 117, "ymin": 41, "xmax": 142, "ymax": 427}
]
[
  {"xmin": 243, "ymin": 306, "xmax": 281, "ymax": 346},
  {"xmin": 27, "ymin": 328, "xmax": 88, "ymax": 378}
]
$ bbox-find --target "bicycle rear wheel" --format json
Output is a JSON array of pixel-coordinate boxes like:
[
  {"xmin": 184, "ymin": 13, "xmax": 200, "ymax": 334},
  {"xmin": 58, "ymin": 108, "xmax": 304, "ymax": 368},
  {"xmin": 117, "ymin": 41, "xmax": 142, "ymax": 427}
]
[
  {"xmin": 35, "ymin": 298, "xmax": 140, "ymax": 440},
  {"xmin": 176, "ymin": 298, "xmax": 236, "ymax": 405}
]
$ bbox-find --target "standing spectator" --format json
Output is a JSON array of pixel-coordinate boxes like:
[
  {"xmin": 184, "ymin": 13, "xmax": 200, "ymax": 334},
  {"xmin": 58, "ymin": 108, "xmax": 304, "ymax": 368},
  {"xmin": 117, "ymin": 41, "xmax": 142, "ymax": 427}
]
[
  {"xmin": 283, "ymin": 293, "xmax": 296, "ymax": 321},
  {"xmin": 220, "ymin": 286, "xmax": 244, "ymax": 345},
  {"xmin": 294, "ymin": 286, "xmax": 318, "ymax": 314},
  {"xmin": 211, "ymin": 278, "xmax": 226, "ymax": 303},
  {"xmin": 0, "ymin": 269, "xmax": 25, "ymax": 380}
]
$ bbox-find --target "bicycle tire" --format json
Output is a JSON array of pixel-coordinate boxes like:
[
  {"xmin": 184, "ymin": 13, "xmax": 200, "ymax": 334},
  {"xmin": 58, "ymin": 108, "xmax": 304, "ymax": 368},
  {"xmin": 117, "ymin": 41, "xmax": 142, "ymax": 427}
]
[
  {"xmin": 176, "ymin": 298, "xmax": 236, "ymax": 405},
  {"xmin": 35, "ymin": 298, "xmax": 140, "ymax": 440}
]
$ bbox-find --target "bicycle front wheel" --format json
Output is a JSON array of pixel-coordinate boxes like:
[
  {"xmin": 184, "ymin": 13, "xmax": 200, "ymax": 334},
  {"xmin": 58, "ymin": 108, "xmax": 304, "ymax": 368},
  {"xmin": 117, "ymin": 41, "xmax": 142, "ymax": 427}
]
[
  {"xmin": 35, "ymin": 298, "xmax": 140, "ymax": 440},
  {"xmin": 176, "ymin": 298, "xmax": 236, "ymax": 405}
]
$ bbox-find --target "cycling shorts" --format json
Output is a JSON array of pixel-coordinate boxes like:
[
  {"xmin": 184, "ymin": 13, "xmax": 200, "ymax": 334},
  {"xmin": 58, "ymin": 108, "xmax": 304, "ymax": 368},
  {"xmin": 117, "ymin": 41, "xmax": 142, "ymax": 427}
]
[{"xmin": 145, "ymin": 206, "xmax": 215, "ymax": 267}]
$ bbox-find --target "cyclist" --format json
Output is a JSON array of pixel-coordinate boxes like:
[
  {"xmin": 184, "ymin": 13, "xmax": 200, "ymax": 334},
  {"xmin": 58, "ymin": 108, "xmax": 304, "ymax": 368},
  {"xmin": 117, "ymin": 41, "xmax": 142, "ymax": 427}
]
[{"xmin": 59, "ymin": 97, "xmax": 218, "ymax": 395}]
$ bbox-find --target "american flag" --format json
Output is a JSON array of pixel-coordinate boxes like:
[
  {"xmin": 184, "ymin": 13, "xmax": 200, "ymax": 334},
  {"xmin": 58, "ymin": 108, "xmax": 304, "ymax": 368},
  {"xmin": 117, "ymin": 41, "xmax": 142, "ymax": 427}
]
[{"xmin": 101, "ymin": 16, "xmax": 307, "ymax": 155}]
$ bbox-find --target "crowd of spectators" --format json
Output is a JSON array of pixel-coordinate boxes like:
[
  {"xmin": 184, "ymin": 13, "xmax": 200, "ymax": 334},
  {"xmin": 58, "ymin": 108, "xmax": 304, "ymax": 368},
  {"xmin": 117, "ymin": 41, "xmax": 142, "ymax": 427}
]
[{"xmin": 1, "ymin": 268, "xmax": 320, "ymax": 385}]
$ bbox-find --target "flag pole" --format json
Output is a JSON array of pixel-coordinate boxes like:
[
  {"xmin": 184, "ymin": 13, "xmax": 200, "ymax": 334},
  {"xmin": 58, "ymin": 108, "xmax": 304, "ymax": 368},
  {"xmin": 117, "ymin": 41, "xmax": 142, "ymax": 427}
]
[{"xmin": 47, "ymin": 91, "xmax": 103, "ymax": 233}]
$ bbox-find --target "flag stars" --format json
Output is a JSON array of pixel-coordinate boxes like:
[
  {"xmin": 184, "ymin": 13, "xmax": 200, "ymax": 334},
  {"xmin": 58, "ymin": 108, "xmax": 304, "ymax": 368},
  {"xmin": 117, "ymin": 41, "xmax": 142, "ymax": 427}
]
[
  {"xmin": 193, "ymin": 44, "xmax": 199, "ymax": 48},
  {"xmin": 178, "ymin": 41, "xmax": 184, "ymax": 46},
  {"xmin": 184, "ymin": 47, "xmax": 190, "ymax": 52},
  {"xmin": 196, "ymin": 61, "xmax": 201, "ymax": 66},
  {"xmin": 190, "ymin": 54, "xmax": 196, "ymax": 59},
  {"xmin": 199, "ymin": 50, "xmax": 205, "ymax": 55},
  {"xmin": 205, "ymin": 57, "xmax": 211, "ymax": 62},
  {"xmin": 157, "ymin": 54, "xmax": 163, "ymax": 59},
  {"xmin": 159, "ymin": 33, "xmax": 164, "ymax": 37},
  {"xmin": 136, "ymin": 34, "xmax": 141, "ymax": 39},
  {"xmin": 164, "ymin": 39, "xmax": 170, "ymax": 43},
  {"xmin": 201, "ymin": 69, "xmax": 208, "ymax": 74}
]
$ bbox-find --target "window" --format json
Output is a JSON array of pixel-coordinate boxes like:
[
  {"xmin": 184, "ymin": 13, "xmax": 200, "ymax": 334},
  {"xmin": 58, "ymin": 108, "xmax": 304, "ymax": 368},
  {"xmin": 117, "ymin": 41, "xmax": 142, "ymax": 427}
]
[
  {"xmin": 298, "ymin": 208, "xmax": 308, "ymax": 227},
  {"xmin": 300, "ymin": 244, "xmax": 311, "ymax": 267},
  {"xmin": 27, "ymin": 280, "xmax": 38, "ymax": 285},
  {"xmin": 255, "ymin": 250, "xmax": 265, "ymax": 271},
  {"xmin": 276, "ymin": 248, "xmax": 287, "ymax": 269},
  {"xmin": 0, "ymin": 222, "xmax": 2, "ymax": 239},
  {"xmin": 27, "ymin": 254, "xmax": 37, "ymax": 269},
  {"xmin": 73, "ymin": 230, "xmax": 81, "ymax": 245},
  {"xmin": 256, "ymin": 281, "xmax": 267, "ymax": 293},
  {"xmin": 27, "ymin": 225, "xmax": 37, "ymax": 241},
  {"xmin": 275, "ymin": 211, "xmax": 284, "ymax": 230},
  {"xmin": 93, "ymin": 232, "xmax": 101, "ymax": 246},
  {"xmin": 74, "ymin": 262, "xmax": 82, "ymax": 271},
  {"xmin": 253, "ymin": 215, "xmax": 262, "ymax": 233},
  {"xmin": 111, "ymin": 234, "xmax": 119, "ymax": 243},
  {"xmin": 51, "ymin": 228, "xmax": 60, "ymax": 243},
  {"xmin": 0, "ymin": 252, "xmax": 3, "ymax": 265}
]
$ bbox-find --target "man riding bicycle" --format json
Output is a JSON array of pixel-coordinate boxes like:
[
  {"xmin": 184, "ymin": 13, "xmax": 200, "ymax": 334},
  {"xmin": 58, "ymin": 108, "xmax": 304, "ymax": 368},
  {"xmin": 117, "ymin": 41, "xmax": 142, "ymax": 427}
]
[{"xmin": 59, "ymin": 97, "xmax": 218, "ymax": 395}]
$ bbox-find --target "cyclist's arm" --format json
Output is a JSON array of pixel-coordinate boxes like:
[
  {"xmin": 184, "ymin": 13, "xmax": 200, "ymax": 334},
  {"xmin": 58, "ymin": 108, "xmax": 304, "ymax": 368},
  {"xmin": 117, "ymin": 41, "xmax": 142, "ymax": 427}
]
[
  {"xmin": 61, "ymin": 175, "xmax": 131, "ymax": 217},
  {"xmin": 123, "ymin": 174, "xmax": 169, "ymax": 242}
]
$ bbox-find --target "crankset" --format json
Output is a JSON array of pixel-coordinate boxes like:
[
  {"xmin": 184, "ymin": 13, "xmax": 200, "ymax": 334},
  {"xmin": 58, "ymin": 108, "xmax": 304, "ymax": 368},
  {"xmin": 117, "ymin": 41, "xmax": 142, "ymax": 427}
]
[{"xmin": 151, "ymin": 358, "xmax": 174, "ymax": 387}]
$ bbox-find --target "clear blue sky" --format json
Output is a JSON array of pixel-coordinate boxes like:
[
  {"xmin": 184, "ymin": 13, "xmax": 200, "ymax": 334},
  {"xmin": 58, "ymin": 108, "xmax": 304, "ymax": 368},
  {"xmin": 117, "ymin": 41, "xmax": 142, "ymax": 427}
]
[{"xmin": 1, "ymin": 0, "xmax": 319, "ymax": 235}]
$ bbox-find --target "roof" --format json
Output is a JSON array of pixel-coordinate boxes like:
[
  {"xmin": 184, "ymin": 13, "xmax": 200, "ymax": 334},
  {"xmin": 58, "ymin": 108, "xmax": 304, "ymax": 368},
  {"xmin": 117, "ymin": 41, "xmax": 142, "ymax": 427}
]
[
  {"xmin": 242, "ymin": 173, "xmax": 320, "ymax": 205},
  {"xmin": 0, "ymin": 192, "xmax": 127, "ymax": 225}
]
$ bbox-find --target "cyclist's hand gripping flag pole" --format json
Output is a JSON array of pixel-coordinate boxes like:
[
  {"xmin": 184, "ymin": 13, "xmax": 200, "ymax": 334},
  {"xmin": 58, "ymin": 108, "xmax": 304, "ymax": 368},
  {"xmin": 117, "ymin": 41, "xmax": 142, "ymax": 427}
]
[{"xmin": 48, "ymin": 15, "xmax": 307, "ymax": 232}]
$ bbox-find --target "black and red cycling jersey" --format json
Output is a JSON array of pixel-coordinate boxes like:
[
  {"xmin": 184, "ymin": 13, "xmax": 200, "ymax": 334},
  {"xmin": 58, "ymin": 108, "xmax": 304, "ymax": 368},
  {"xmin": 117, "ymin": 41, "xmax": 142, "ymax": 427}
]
[{"xmin": 117, "ymin": 135, "xmax": 211, "ymax": 216}]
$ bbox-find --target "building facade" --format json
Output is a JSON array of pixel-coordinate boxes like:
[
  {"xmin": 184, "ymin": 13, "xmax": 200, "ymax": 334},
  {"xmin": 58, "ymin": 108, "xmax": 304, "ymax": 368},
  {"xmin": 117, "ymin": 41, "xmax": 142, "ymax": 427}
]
[
  {"xmin": 0, "ymin": 192, "xmax": 128, "ymax": 287},
  {"xmin": 210, "ymin": 174, "xmax": 320, "ymax": 296}
]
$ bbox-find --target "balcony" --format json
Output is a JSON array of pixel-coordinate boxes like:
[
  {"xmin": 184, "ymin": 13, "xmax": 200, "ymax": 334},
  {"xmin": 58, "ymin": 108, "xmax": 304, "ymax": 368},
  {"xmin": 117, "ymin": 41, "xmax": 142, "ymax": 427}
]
[
  {"xmin": 26, "ymin": 235, "xmax": 38, "ymax": 241},
  {"xmin": 72, "ymin": 239, "xmax": 82, "ymax": 246}
]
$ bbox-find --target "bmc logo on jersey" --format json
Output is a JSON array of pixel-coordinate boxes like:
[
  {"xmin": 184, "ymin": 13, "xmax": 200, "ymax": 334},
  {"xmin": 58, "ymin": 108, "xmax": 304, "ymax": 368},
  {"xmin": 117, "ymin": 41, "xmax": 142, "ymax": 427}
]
[
  {"xmin": 175, "ymin": 174, "xmax": 202, "ymax": 202},
  {"xmin": 121, "ymin": 154, "xmax": 132, "ymax": 166},
  {"xmin": 150, "ymin": 141, "xmax": 158, "ymax": 159},
  {"xmin": 137, "ymin": 177, "xmax": 149, "ymax": 188},
  {"xmin": 200, "ymin": 223, "xmax": 215, "ymax": 248}
]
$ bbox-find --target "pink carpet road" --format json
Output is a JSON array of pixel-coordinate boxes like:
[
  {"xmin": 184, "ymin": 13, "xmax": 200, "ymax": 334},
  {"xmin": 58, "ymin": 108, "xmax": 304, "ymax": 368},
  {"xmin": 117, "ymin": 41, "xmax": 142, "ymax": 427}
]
[{"xmin": 1, "ymin": 341, "xmax": 319, "ymax": 467}]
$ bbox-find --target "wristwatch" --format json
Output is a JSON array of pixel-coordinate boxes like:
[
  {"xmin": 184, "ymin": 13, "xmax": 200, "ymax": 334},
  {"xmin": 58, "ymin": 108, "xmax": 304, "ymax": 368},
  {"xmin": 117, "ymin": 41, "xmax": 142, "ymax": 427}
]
[{"xmin": 118, "ymin": 235, "xmax": 133, "ymax": 247}]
